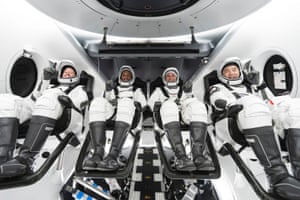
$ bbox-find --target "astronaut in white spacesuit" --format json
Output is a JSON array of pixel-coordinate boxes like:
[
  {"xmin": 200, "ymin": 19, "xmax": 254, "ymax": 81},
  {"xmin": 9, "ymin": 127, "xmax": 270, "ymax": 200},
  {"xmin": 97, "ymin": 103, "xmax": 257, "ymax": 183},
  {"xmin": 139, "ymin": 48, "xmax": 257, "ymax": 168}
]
[
  {"xmin": 209, "ymin": 57, "xmax": 300, "ymax": 199},
  {"xmin": 0, "ymin": 94, "xmax": 34, "ymax": 165},
  {"xmin": 148, "ymin": 67, "xmax": 213, "ymax": 171},
  {"xmin": 84, "ymin": 65, "xmax": 146, "ymax": 171},
  {"xmin": 267, "ymin": 95, "xmax": 300, "ymax": 182},
  {"xmin": 0, "ymin": 60, "xmax": 91, "ymax": 177}
]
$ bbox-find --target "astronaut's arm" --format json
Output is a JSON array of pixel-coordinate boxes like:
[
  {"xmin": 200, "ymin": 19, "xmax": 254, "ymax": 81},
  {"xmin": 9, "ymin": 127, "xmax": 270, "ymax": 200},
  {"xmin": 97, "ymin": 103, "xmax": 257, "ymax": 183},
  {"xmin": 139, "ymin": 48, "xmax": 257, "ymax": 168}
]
[
  {"xmin": 147, "ymin": 88, "xmax": 162, "ymax": 111},
  {"xmin": 179, "ymin": 81, "xmax": 194, "ymax": 103},
  {"xmin": 209, "ymin": 85, "xmax": 234, "ymax": 111},
  {"xmin": 68, "ymin": 87, "xmax": 89, "ymax": 112},
  {"xmin": 31, "ymin": 67, "xmax": 56, "ymax": 101},
  {"xmin": 31, "ymin": 80, "xmax": 50, "ymax": 101},
  {"xmin": 104, "ymin": 80, "xmax": 117, "ymax": 104},
  {"xmin": 134, "ymin": 88, "xmax": 147, "ymax": 110},
  {"xmin": 251, "ymin": 81, "xmax": 274, "ymax": 102}
]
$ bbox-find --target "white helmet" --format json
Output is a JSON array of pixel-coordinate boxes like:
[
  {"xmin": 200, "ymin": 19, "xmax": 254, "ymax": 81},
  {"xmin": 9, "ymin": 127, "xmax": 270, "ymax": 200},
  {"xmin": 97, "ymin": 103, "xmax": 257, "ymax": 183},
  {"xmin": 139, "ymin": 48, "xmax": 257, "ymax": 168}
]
[
  {"xmin": 217, "ymin": 57, "xmax": 244, "ymax": 86},
  {"xmin": 57, "ymin": 60, "xmax": 80, "ymax": 85},
  {"xmin": 118, "ymin": 65, "xmax": 135, "ymax": 87},
  {"xmin": 162, "ymin": 67, "xmax": 179, "ymax": 87}
]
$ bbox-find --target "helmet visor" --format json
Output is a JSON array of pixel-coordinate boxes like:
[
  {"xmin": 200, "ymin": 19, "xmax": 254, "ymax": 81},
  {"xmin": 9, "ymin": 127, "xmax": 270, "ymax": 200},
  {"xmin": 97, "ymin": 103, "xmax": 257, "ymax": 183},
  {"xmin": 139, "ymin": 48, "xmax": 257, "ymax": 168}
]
[
  {"xmin": 221, "ymin": 63, "xmax": 241, "ymax": 81},
  {"xmin": 164, "ymin": 70, "xmax": 178, "ymax": 83},
  {"xmin": 61, "ymin": 65, "xmax": 77, "ymax": 79},
  {"xmin": 120, "ymin": 70, "xmax": 133, "ymax": 82}
]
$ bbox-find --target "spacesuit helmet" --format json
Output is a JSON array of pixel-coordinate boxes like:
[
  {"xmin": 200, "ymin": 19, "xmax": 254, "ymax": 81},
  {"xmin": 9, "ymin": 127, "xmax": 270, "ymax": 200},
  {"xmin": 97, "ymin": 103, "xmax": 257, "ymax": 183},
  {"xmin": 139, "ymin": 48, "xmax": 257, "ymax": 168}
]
[
  {"xmin": 57, "ymin": 60, "xmax": 80, "ymax": 85},
  {"xmin": 162, "ymin": 67, "xmax": 179, "ymax": 88},
  {"xmin": 118, "ymin": 65, "xmax": 135, "ymax": 87},
  {"xmin": 217, "ymin": 57, "xmax": 244, "ymax": 86}
]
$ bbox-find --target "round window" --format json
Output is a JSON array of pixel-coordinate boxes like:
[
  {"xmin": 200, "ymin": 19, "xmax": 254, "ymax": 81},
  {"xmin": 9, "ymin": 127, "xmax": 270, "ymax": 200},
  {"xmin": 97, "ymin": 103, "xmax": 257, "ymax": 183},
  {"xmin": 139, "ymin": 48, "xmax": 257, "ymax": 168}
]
[
  {"xmin": 10, "ymin": 56, "xmax": 38, "ymax": 97},
  {"xmin": 263, "ymin": 55, "xmax": 292, "ymax": 96}
]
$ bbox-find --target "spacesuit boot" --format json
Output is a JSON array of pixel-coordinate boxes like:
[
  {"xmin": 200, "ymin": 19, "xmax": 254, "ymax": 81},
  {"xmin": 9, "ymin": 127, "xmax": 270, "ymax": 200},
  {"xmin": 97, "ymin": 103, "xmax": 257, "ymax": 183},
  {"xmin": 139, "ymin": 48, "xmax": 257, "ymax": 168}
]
[
  {"xmin": 98, "ymin": 121, "xmax": 129, "ymax": 171},
  {"xmin": 286, "ymin": 128, "xmax": 300, "ymax": 180},
  {"xmin": 0, "ymin": 118, "xmax": 19, "ymax": 165},
  {"xmin": 83, "ymin": 121, "xmax": 106, "ymax": 169},
  {"xmin": 244, "ymin": 126, "xmax": 300, "ymax": 200},
  {"xmin": 0, "ymin": 116, "xmax": 55, "ymax": 177},
  {"xmin": 190, "ymin": 122, "xmax": 214, "ymax": 170},
  {"xmin": 165, "ymin": 122, "xmax": 195, "ymax": 171}
]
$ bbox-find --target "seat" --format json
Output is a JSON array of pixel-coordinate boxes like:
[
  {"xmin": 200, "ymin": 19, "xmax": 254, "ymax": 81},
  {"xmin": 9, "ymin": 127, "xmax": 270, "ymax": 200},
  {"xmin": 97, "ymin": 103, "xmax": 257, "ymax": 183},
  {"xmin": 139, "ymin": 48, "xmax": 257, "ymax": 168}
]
[
  {"xmin": 0, "ymin": 70, "xmax": 94, "ymax": 188},
  {"xmin": 151, "ymin": 79, "xmax": 220, "ymax": 180},
  {"xmin": 75, "ymin": 79, "xmax": 145, "ymax": 179},
  {"xmin": 203, "ymin": 70, "xmax": 283, "ymax": 200}
]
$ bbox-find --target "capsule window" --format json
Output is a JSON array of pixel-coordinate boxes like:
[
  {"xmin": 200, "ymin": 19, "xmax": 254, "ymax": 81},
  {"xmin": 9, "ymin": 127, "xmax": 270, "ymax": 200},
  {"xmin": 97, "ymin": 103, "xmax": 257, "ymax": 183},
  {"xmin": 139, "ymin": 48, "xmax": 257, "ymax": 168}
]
[
  {"xmin": 10, "ymin": 56, "xmax": 38, "ymax": 97},
  {"xmin": 263, "ymin": 55, "xmax": 292, "ymax": 96}
]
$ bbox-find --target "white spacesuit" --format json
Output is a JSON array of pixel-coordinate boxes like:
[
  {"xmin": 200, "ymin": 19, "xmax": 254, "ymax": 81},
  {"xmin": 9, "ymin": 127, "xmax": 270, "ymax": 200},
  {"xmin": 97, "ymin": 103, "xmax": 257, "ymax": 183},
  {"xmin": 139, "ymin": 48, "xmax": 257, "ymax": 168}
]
[
  {"xmin": 0, "ymin": 94, "xmax": 34, "ymax": 165},
  {"xmin": 148, "ymin": 67, "xmax": 213, "ymax": 171},
  {"xmin": 263, "ymin": 94, "xmax": 300, "ymax": 182},
  {"xmin": 84, "ymin": 65, "xmax": 146, "ymax": 171},
  {"xmin": 0, "ymin": 60, "xmax": 90, "ymax": 177},
  {"xmin": 209, "ymin": 57, "xmax": 300, "ymax": 200}
]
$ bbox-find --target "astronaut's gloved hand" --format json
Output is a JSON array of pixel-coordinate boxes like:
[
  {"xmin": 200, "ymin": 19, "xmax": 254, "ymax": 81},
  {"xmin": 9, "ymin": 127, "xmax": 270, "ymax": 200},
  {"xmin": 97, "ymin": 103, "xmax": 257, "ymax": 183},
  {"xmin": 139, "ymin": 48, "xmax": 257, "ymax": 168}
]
[
  {"xmin": 43, "ymin": 67, "xmax": 56, "ymax": 80},
  {"xmin": 226, "ymin": 104, "xmax": 243, "ymax": 118},
  {"xmin": 106, "ymin": 80, "xmax": 117, "ymax": 92},
  {"xmin": 58, "ymin": 95, "xmax": 73, "ymax": 108},
  {"xmin": 183, "ymin": 80, "xmax": 193, "ymax": 93},
  {"xmin": 214, "ymin": 99, "xmax": 227, "ymax": 110}
]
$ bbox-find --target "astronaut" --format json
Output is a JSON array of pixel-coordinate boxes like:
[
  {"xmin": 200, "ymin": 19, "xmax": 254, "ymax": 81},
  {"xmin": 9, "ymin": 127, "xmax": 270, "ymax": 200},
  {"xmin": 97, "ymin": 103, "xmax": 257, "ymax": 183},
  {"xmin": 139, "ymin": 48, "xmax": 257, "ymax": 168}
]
[
  {"xmin": 0, "ymin": 60, "xmax": 90, "ymax": 177},
  {"xmin": 0, "ymin": 94, "xmax": 34, "ymax": 165},
  {"xmin": 84, "ymin": 65, "xmax": 146, "ymax": 171},
  {"xmin": 256, "ymin": 91, "xmax": 300, "ymax": 183},
  {"xmin": 148, "ymin": 67, "xmax": 213, "ymax": 171},
  {"xmin": 209, "ymin": 57, "xmax": 300, "ymax": 199}
]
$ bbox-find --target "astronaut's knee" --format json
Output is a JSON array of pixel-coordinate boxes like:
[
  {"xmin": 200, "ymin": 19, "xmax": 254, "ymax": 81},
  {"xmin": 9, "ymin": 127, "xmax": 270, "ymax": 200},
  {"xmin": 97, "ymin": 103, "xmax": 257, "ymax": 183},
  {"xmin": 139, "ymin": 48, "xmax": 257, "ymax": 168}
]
[
  {"xmin": 32, "ymin": 93, "xmax": 63, "ymax": 119},
  {"xmin": 89, "ymin": 97, "xmax": 113, "ymax": 123},
  {"xmin": 183, "ymin": 101, "xmax": 207, "ymax": 123},
  {"xmin": 116, "ymin": 98, "xmax": 135, "ymax": 124},
  {"xmin": 0, "ymin": 94, "xmax": 27, "ymax": 118},
  {"xmin": 237, "ymin": 101, "xmax": 272, "ymax": 129},
  {"xmin": 160, "ymin": 101, "xmax": 179, "ymax": 124}
]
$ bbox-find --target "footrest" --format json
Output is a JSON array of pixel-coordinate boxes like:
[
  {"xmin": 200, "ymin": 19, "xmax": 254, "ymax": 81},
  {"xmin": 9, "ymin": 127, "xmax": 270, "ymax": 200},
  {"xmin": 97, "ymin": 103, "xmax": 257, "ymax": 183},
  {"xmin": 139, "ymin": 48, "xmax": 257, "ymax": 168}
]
[
  {"xmin": 155, "ymin": 132, "xmax": 220, "ymax": 180},
  {"xmin": 75, "ymin": 132, "xmax": 140, "ymax": 179}
]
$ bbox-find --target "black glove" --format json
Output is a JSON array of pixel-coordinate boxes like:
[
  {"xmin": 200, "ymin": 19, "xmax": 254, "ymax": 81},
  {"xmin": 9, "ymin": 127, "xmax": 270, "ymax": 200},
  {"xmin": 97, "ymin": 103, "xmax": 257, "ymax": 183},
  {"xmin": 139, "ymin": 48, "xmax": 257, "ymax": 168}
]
[
  {"xmin": 43, "ymin": 67, "xmax": 56, "ymax": 80},
  {"xmin": 58, "ymin": 95, "xmax": 73, "ymax": 108},
  {"xmin": 256, "ymin": 82, "xmax": 267, "ymax": 90},
  {"xmin": 183, "ymin": 80, "xmax": 193, "ymax": 93},
  {"xmin": 215, "ymin": 99, "xmax": 227, "ymax": 110},
  {"xmin": 105, "ymin": 80, "xmax": 116, "ymax": 92},
  {"xmin": 227, "ymin": 104, "xmax": 243, "ymax": 118},
  {"xmin": 245, "ymin": 70, "xmax": 260, "ymax": 85}
]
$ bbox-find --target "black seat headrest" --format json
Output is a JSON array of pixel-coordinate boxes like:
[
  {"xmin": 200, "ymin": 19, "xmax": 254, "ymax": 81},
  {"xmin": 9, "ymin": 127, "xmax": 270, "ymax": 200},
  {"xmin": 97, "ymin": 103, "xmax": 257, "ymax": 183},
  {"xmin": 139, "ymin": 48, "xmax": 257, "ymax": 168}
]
[{"xmin": 203, "ymin": 70, "xmax": 220, "ymax": 103}]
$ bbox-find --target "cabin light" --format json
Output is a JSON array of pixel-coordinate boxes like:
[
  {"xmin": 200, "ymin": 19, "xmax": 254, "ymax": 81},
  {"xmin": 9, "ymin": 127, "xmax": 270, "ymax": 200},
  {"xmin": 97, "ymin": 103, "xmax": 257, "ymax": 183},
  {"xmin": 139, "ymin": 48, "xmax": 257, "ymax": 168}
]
[{"xmin": 201, "ymin": 57, "xmax": 209, "ymax": 64}]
